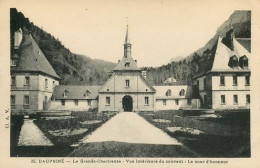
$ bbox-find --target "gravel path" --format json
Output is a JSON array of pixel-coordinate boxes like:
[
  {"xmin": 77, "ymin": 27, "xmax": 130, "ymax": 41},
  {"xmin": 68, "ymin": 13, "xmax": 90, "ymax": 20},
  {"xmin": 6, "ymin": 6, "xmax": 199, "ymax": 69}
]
[
  {"xmin": 18, "ymin": 119, "xmax": 53, "ymax": 146},
  {"xmin": 82, "ymin": 112, "xmax": 181, "ymax": 145}
]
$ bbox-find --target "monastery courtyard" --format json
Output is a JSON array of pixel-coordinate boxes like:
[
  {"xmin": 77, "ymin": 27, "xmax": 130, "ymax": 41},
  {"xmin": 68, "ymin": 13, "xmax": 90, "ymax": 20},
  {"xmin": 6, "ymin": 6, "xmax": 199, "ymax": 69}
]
[
  {"xmin": 12, "ymin": 110, "xmax": 250, "ymax": 157},
  {"xmin": 69, "ymin": 112, "xmax": 197, "ymax": 157}
]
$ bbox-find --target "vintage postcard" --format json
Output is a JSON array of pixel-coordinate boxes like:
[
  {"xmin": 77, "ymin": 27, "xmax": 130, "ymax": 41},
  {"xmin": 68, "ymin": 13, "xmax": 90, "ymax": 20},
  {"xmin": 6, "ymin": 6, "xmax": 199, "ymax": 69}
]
[{"xmin": 0, "ymin": 0, "xmax": 260, "ymax": 167}]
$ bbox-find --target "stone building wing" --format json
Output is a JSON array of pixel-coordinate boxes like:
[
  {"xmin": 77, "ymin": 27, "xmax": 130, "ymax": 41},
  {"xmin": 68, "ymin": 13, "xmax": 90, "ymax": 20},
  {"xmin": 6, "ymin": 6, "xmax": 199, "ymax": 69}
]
[
  {"xmin": 153, "ymin": 85, "xmax": 200, "ymax": 99},
  {"xmin": 52, "ymin": 85, "xmax": 101, "ymax": 100}
]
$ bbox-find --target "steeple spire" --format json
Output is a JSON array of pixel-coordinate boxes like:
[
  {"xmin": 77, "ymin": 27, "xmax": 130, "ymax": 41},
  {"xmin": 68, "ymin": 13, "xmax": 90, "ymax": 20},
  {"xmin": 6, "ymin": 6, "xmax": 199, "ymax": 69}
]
[
  {"xmin": 124, "ymin": 24, "xmax": 132, "ymax": 57},
  {"xmin": 125, "ymin": 24, "xmax": 129, "ymax": 44}
]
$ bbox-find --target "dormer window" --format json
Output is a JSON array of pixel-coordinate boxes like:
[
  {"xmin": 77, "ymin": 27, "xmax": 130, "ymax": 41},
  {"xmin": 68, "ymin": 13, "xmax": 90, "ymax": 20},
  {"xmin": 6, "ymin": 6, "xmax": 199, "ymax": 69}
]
[
  {"xmin": 125, "ymin": 62, "xmax": 130, "ymax": 67},
  {"xmin": 166, "ymin": 89, "xmax": 172, "ymax": 96},
  {"xmin": 239, "ymin": 55, "xmax": 248, "ymax": 69},
  {"xmin": 228, "ymin": 55, "xmax": 238, "ymax": 68},
  {"xmin": 179, "ymin": 89, "xmax": 185, "ymax": 96},
  {"xmin": 84, "ymin": 90, "xmax": 91, "ymax": 97},
  {"xmin": 63, "ymin": 89, "xmax": 70, "ymax": 97}
]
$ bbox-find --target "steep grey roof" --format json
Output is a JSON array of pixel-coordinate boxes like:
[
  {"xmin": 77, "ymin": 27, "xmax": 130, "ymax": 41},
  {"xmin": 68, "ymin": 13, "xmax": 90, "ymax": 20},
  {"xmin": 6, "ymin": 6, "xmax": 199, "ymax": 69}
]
[
  {"xmin": 52, "ymin": 85, "xmax": 101, "ymax": 100},
  {"xmin": 211, "ymin": 37, "xmax": 250, "ymax": 71},
  {"xmin": 193, "ymin": 36, "xmax": 251, "ymax": 79},
  {"xmin": 11, "ymin": 33, "xmax": 60, "ymax": 79},
  {"xmin": 113, "ymin": 56, "xmax": 141, "ymax": 71},
  {"xmin": 153, "ymin": 85, "xmax": 200, "ymax": 99}
]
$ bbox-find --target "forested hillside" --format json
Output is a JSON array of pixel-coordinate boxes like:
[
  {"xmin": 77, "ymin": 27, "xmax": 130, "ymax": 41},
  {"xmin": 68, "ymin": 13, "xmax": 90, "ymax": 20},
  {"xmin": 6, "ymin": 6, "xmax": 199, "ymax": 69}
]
[
  {"xmin": 11, "ymin": 8, "xmax": 116, "ymax": 85},
  {"xmin": 11, "ymin": 9, "xmax": 250, "ymax": 86},
  {"xmin": 144, "ymin": 10, "xmax": 251, "ymax": 85}
]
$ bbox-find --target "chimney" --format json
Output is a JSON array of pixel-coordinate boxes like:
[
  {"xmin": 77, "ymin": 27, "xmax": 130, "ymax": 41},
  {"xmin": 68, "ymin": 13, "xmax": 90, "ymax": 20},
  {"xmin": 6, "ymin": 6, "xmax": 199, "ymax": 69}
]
[
  {"xmin": 14, "ymin": 28, "xmax": 23, "ymax": 49},
  {"xmin": 142, "ymin": 71, "xmax": 147, "ymax": 79}
]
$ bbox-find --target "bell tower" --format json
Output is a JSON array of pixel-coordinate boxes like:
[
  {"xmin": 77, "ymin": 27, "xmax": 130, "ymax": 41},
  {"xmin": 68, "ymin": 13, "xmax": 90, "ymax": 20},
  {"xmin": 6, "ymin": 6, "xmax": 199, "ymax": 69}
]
[{"xmin": 124, "ymin": 25, "xmax": 132, "ymax": 58}]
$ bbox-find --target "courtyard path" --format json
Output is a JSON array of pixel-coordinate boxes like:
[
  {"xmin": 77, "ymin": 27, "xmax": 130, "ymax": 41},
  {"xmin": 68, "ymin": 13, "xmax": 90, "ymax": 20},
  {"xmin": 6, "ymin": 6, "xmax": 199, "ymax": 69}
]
[
  {"xmin": 82, "ymin": 112, "xmax": 181, "ymax": 145},
  {"xmin": 70, "ymin": 112, "xmax": 198, "ymax": 157},
  {"xmin": 18, "ymin": 119, "xmax": 53, "ymax": 146}
]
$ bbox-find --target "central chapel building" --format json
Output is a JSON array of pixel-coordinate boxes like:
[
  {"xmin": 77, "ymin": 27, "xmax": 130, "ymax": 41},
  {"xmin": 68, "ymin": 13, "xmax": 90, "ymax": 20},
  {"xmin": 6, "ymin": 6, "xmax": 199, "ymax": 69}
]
[{"xmin": 98, "ymin": 26, "xmax": 157, "ymax": 112}]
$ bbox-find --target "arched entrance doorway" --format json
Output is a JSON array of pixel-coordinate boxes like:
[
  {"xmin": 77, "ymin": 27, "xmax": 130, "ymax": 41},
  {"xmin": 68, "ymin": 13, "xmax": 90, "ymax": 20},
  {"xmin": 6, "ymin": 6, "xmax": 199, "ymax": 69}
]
[{"xmin": 122, "ymin": 95, "xmax": 133, "ymax": 112}]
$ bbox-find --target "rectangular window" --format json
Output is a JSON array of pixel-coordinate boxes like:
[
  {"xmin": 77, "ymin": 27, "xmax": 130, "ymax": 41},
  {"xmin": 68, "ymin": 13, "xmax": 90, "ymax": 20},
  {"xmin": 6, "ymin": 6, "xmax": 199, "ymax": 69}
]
[
  {"xmin": 25, "ymin": 76, "xmax": 30, "ymax": 85},
  {"xmin": 11, "ymin": 95, "xmax": 15, "ymax": 109},
  {"xmin": 175, "ymin": 99, "xmax": 179, "ymax": 105},
  {"xmin": 24, "ymin": 95, "xmax": 29, "ymax": 104},
  {"xmin": 187, "ymin": 99, "xmax": 192, "ymax": 105},
  {"xmin": 245, "ymin": 76, "xmax": 250, "ymax": 85},
  {"xmin": 106, "ymin": 97, "xmax": 110, "ymax": 105},
  {"xmin": 61, "ymin": 100, "xmax": 65, "ymax": 106},
  {"xmin": 203, "ymin": 78, "xmax": 206, "ymax": 89},
  {"xmin": 45, "ymin": 79, "xmax": 48, "ymax": 88},
  {"xmin": 75, "ymin": 100, "xmax": 78, "ymax": 106},
  {"xmin": 11, "ymin": 95, "xmax": 15, "ymax": 105},
  {"xmin": 24, "ymin": 95, "xmax": 29, "ymax": 109},
  {"xmin": 221, "ymin": 95, "xmax": 226, "ymax": 104},
  {"xmin": 220, "ymin": 76, "xmax": 225, "ymax": 85},
  {"xmin": 163, "ymin": 99, "xmax": 166, "ymax": 105},
  {"xmin": 11, "ymin": 76, "xmax": 16, "ymax": 85},
  {"xmin": 44, "ymin": 96, "xmax": 48, "ymax": 102},
  {"xmin": 197, "ymin": 80, "xmax": 199, "ymax": 88},
  {"xmin": 126, "ymin": 80, "xmax": 130, "ymax": 87},
  {"xmin": 233, "ymin": 95, "xmax": 238, "ymax": 104},
  {"xmin": 87, "ymin": 100, "xmax": 91, "ymax": 106},
  {"xmin": 246, "ymin": 94, "xmax": 250, "ymax": 104},
  {"xmin": 52, "ymin": 81, "xmax": 55, "ymax": 89},
  {"xmin": 233, "ymin": 76, "xmax": 238, "ymax": 85},
  {"xmin": 145, "ymin": 97, "xmax": 149, "ymax": 105}
]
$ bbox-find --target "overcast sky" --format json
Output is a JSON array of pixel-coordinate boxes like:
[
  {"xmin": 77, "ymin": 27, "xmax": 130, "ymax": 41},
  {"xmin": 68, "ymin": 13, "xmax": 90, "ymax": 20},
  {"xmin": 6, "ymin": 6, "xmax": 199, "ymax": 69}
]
[{"xmin": 10, "ymin": 0, "xmax": 251, "ymax": 67}]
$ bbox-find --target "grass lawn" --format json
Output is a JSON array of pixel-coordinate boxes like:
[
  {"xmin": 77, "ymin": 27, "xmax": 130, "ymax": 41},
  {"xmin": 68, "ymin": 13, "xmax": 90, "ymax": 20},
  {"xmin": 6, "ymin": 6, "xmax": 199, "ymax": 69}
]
[
  {"xmin": 139, "ymin": 110, "xmax": 250, "ymax": 157},
  {"xmin": 34, "ymin": 111, "xmax": 117, "ymax": 146}
]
